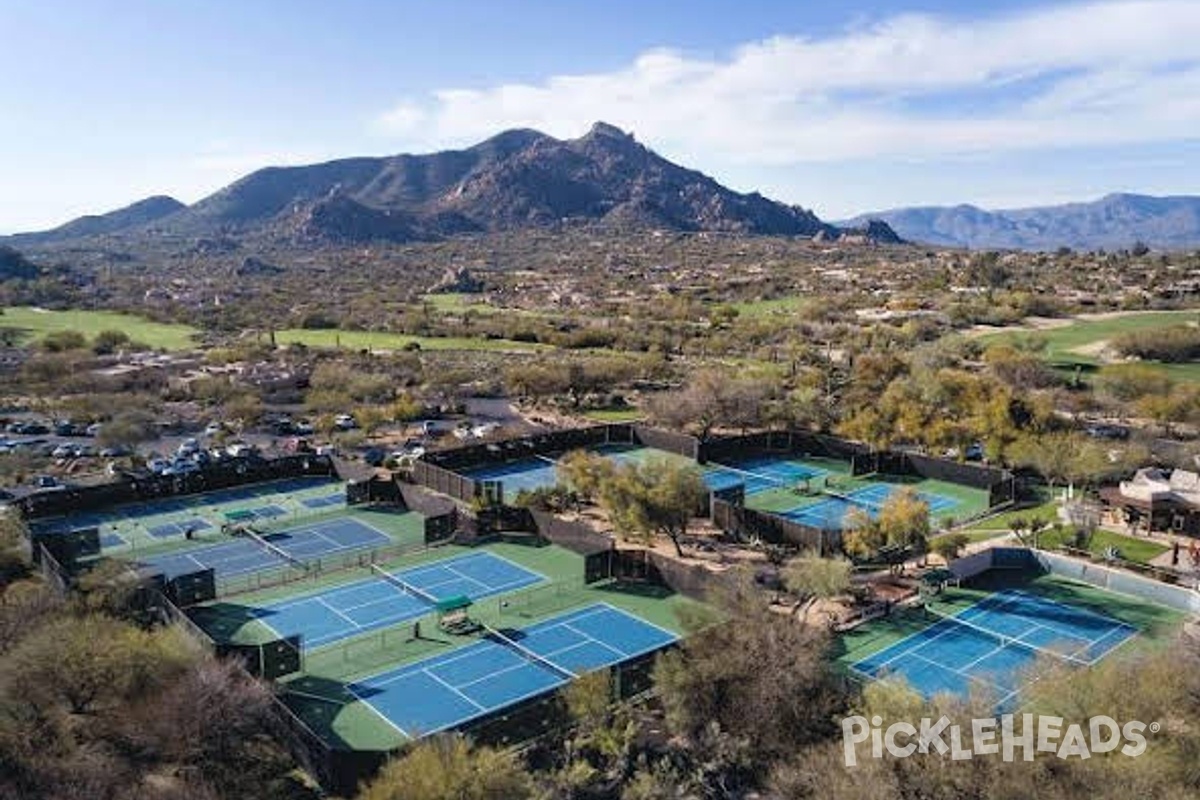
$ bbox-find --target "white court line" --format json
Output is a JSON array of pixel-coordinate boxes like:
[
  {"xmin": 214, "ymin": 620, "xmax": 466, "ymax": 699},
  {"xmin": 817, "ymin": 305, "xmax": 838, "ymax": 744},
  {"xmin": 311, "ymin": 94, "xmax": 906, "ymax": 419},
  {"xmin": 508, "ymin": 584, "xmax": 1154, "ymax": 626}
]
[
  {"xmin": 1084, "ymin": 623, "xmax": 1139, "ymax": 665},
  {"xmin": 314, "ymin": 596, "xmax": 363, "ymax": 630},
  {"xmin": 477, "ymin": 550, "xmax": 551, "ymax": 584},
  {"xmin": 456, "ymin": 638, "xmax": 601, "ymax": 690},
  {"xmin": 906, "ymin": 649, "xmax": 1011, "ymax": 699},
  {"xmin": 421, "ymin": 668, "xmax": 487, "ymax": 710},
  {"xmin": 346, "ymin": 683, "xmax": 411, "ymax": 739},
  {"xmin": 442, "ymin": 563, "xmax": 493, "ymax": 593},
  {"xmin": 563, "ymin": 622, "xmax": 628, "ymax": 658},
  {"xmin": 365, "ymin": 640, "xmax": 507, "ymax": 690}
]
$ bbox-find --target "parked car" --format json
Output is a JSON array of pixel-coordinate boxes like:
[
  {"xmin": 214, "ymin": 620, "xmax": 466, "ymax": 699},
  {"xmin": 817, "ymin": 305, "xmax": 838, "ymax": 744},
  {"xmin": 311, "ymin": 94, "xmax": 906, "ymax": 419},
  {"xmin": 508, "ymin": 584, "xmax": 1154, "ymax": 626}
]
[
  {"xmin": 51, "ymin": 444, "xmax": 80, "ymax": 459},
  {"xmin": 33, "ymin": 475, "xmax": 63, "ymax": 490},
  {"xmin": 226, "ymin": 442, "xmax": 256, "ymax": 458},
  {"xmin": 85, "ymin": 422, "xmax": 103, "ymax": 437},
  {"xmin": 334, "ymin": 413, "xmax": 357, "ymax": 431},
  {"xmin": 292, "ymin": 420, "xmax": 314, "ymax": 435},
  {"xmin": 169, "ymin": 459, "xmax": 200, "ymax": 475},
  {"xmin": 363, "ymin": 447, "xmax": 387, "ymax": 467},
  {"xmin": 203, "ymin": 422, "xmax": 223, "ymax": 437},
  {"xmin": 99, "ymin": 445, "xmax": 131, "ymax": 457},
  {"xmin": 147, "ymin": 458, "xmax": 171, "ymax": 475},
  {"xmin": 177, "ymin": 438, "xmax": 201, "ymax": 456}
]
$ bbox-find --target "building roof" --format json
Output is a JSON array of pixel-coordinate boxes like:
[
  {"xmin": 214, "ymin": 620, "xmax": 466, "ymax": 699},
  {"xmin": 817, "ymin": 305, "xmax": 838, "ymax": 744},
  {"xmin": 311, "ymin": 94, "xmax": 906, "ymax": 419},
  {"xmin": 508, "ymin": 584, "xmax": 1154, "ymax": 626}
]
[{"xmin": 1115, "ymin": 467, "xmax": 1200, "ymax": 509}]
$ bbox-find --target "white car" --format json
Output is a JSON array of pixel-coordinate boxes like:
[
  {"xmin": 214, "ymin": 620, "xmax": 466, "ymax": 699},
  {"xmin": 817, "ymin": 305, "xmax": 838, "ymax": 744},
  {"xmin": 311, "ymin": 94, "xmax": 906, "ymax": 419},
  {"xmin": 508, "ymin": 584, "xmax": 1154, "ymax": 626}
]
[
  {"xmin": 52, "ymin": 444, "xmax": 78, "ymax": 459},
  {"xmin": 226, "ymin": 442, "xmax": 255, "ymax": 458},
  {"xmin": 334, "ymin": 414, "xmax": 357, "ymax": 431},
  {"xmin": 203, "ymin": 422, "xmax": 223, "ymax": 437}
]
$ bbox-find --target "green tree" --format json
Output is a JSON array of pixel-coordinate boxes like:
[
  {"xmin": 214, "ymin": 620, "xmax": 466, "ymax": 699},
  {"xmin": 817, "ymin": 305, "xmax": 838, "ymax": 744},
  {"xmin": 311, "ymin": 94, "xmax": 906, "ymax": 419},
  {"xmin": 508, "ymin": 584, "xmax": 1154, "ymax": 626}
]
[
  {"xmin": 40, "ymin": 329, "xmax": 87, "ymax": 353},
  {"xmin": 782, "ymin": 554, "xmax": 852, "ymax": 619},
  {"xmin": 930, "ymin": 532, "xmax": 970, "ymax": 563},
  {"xmin": 91, "ymin": 328, "xmax": 130, "ymax": 355},
  {"xmin": 843, "ymin": 488, "xmax": 930, "ymax": 560},
  {"xmin": 356, "ymin": 736, "xmax": 533, "ymax": 800},
  {"xmin": 556, "ymin": 449, "xmax": 617, "ymax": 501},
  {"xmin": 97, "ymin": 409, "xmax": 158, "ymax": 449},
  {"xmin": 596, "ymin": 457, "xmax": 707, "ymax": 557},
  {"xmin": 3, "ymin": 615, "xmax": 190, "ymax": 715},
  {"xmin": 652, "ymin": 594, "xmax": 847, "ymax": 768}
]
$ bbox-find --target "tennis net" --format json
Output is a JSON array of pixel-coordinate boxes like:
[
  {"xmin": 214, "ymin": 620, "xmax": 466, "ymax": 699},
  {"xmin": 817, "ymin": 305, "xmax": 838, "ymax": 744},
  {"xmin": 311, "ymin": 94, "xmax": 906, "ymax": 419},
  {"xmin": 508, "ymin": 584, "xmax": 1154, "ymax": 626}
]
[
  {"xmin": 924, "ymin": 601, "xmax": 1091, "ymax": 667},
  {"xmin": 536, "ymin": 454, "xmax": 560, "ymax": 467},
  {"xmin": 370, "ymin": 563, "xmax": 439, "ymax": 606},
  {"xmin": 822, "ymin": 489, "xmax": 885, "ymax": 514},
  {"xmin": 481, "ymin": 622, "xmax": 577, "ymax": 681},
  {"xmin": 242, "ymin": 525, "xmax": 309, "ymax": 571},
  {"xmin": 707, "ymin": 463, "xmax": 802, "ymax": 495}
]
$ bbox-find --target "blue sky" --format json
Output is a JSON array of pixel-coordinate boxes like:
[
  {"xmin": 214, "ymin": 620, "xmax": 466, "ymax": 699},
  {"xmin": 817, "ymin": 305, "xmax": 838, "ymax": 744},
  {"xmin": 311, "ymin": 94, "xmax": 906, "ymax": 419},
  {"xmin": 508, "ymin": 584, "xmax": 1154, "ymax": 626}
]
[{"xmin": 3, "ymin": 0, "xmax": 1199, "ymax": 232}]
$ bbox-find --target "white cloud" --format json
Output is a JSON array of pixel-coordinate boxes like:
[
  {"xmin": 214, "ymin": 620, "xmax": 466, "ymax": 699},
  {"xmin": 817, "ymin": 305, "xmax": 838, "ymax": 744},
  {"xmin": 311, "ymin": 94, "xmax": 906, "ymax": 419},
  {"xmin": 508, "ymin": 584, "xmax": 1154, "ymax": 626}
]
[{"xmin": 375, "ymin": 0, "xmax": 1200, "ymax": 166}]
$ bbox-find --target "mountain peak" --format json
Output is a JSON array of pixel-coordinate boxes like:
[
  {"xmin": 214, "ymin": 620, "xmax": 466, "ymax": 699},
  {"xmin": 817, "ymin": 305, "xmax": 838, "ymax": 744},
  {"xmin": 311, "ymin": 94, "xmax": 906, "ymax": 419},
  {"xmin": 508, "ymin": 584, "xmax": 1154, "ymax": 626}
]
[
  {"xmin": 840, "ymin": 193, "xmax": 1200, "ymax": 250},
  {"xmin": 7, "ymin": 195, "xmax": 185, "ymax": 244},
  {"xmin": 5, "ymin": 125, "xmax": 849, "ymax": 245},
  {"xmin": 585, "ymin": 121, "xmax": 634, "ymax": 141}
]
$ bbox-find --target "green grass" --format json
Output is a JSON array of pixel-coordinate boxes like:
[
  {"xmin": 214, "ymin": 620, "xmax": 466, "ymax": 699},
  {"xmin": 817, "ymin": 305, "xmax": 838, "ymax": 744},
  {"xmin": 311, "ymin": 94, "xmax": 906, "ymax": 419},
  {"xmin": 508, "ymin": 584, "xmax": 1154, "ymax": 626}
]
[
  {"xmin": 418, "ymin": 293, "xmax": 496, "ymax": 313},
  {"xmin": 962, "ymin": 498, "xmax": 1059, "ymax": 533},
  {"xmin": 1036, "ymin": 527, "xmax": 1170, "ymax": 565},
  {"xmin": 1, "ymin": 306, "xmax": 199, "ymax": 350},
  {"xmin": 582, "ymin": 408, "xmax": 645, "ymax": 422},
  {"xmin": 977, "ymin": 309, "xmax": 1200, "ymax": 381},
  {"xmin": 960, "ymin": 529, "xmax": 1014, "ymax": 544},
  {"xmin": 273, "ymin": 327, "xmax": 550, "ymax": 353}
]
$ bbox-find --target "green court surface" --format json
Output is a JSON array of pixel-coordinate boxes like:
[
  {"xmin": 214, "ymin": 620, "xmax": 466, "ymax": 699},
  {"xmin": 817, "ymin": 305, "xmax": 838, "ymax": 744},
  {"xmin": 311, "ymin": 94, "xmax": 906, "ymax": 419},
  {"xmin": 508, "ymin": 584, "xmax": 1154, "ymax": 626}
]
[
  {"xmin": 35, "ymin": 476, "xmax": 430, "ymax": 598},
  {"xmin": 741, "ymin": 455, "xmax": 990, "ymax": 528},
  {"xmin": 262, "ymin": 540, "xmax": 708, "ymax": 751},
  {"xmin": 60, "ymin": 478, "xmax": 381, "ymax": 559},
  {"xmin": 834, "ymin": 570, "xmax": 1185, "ymax": 676},
  {"xmin": 76, "ymin": 479, "xmax": 422, "ymax": 573}
]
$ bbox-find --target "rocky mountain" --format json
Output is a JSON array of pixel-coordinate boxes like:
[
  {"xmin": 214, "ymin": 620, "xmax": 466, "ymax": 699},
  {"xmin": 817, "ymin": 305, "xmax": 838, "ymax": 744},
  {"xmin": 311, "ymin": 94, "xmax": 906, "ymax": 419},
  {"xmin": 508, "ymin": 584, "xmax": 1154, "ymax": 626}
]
[
  {"xmin": 8, "ymin": 195, "xmax": 185, "ymax": 246},
  {"xmin": 7, "ymin": 123, "xmax": 888, "ymax": 246},
  {"xmin": 839, "ymin": 193, "xmax": 1200, "ymax": 250}
]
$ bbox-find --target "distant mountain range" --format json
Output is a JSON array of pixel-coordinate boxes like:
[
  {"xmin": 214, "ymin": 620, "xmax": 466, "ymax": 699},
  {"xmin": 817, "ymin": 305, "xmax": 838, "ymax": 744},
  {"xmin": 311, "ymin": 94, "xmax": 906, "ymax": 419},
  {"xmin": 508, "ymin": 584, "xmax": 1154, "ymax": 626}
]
[
  {"xmin": 5, "ymin": 123, "xmax": 903, "ymax": 248},
  {"xmin": 839, "ymin": 194, "xmax": 1200, "ymax": 250},
  {"xmin": 7, "ymin": 196, "xmax": 185, "ymax": 246}
]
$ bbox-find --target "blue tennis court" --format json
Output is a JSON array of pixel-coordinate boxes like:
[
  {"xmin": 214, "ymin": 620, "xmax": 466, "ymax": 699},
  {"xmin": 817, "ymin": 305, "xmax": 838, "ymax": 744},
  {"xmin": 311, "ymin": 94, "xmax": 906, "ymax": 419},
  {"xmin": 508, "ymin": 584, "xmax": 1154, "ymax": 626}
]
[
  {"xmin": 704, "ymin": 457, "xmax": 827, "ymax": 495},
  {"xmin": 147, "ymin": 517, "xmax": 213, "ymax": 539},
  {"xmin": 783, "ymin": 484, "xmax": 958, "ymax": 530},
  {"xmin": 100, "ymin": 532, "xmax": 125, "ymax": 549},
  {"xmin": 852, "ymin": 589, "xmax": 1137, "ymax": 707},
  {"xmin": 461, "ymin": 457, "xmax": 559, "ymax": 493},
  {"xmin": 301, "ymin": 493, "xmax": 346, "ymax": 509},
  {"xmin": 255, "ymin": 552, "xmax": 544, "ymax": 648},
  {"xmin": 252, "ymin": 505, "xmax": 288, "ymax": 519},
  {"xmin": 349, "ymin": 603, "xmax": 678, "ymax": 738},
  {"xmin": 138, "ymin": 517, "xmax": 392, "ymax": 581}
]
